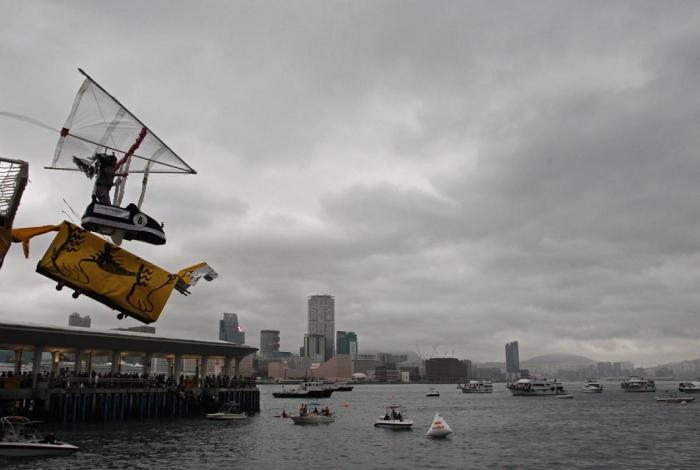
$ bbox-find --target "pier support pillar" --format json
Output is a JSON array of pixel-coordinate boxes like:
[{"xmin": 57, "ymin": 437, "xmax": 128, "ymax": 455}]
[
  {"xmin": 166, "ymin": 356, "xmax": 174, "ymax": 379},
  {"xmin": 85, "ymin": 351, "xmax": 94, "ymax": 377},
  {"xmin": 200, "ymin": 355, "xmax": 209, "ymax": 384},
  {"xmin": 32, "ymin": 346, "xmax": 44, "ymax": 388},
  {"xmin": 174, "ymin": 355, "xmax": 183, "ymax": 384},
  {"xmin": 14, "ymin": 348, "xmax": 23, "ymax": 375},
  {"xmin": 234, "ymin": 357, "xmax": 241, "ymax": 378},
  {"xmin": 111, "ymin": 351, "xmax": 122, "ymax": 374},
  {"xmin": 143, "ymin": 353, "xmax": 153, "ymax": 376},
  {"xmin": 224, "ymin": 356, "xmax": 233, "ymax": 377},
  {"xmin": 74, "ymin": 350, "xmax": 84, "ymax": 374},
  {"xmin": 51, "ymin": 351, "xmax": 61, "ymax": 376}
]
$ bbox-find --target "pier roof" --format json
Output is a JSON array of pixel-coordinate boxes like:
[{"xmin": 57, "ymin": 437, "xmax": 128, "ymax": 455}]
[{"xmin": 0, "ymin": 320, "xmax": 257, "ymax": 358}]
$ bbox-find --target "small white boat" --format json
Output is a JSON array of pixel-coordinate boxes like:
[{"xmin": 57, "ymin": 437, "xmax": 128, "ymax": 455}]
[
  {"xmin": 0, "ymin": 416, "xmax": 79, "ymax": 457},
  {"xmin": 426, "ymin": 388, "xmax": 440, "ymax": 397},
  {"xmin": 581, "ymin": 379, "xmax": 603, "ymax": 393},
  {"xmin": 374, "ymin": 404, "xmax": 413, "ymax": 430},
  {"xmin": 426, "ymin": 412, "xmax": 453, "ymax": 438},
  {"xmin": 205, "ymin": 401, "xmax": 247, "ymax": 420},
  {"xmin": 679, "ymin": 381, "xmax": 700, "ymax": 393},
  {"xmin": 557, "ymin": 394, "xmax": 574, "ymax": 399}
]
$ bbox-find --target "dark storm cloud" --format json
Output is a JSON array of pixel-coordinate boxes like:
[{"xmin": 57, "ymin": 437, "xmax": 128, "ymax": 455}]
[{"xmin": 2, "ymin": 1, "xmax": 700, "ymax": 365}]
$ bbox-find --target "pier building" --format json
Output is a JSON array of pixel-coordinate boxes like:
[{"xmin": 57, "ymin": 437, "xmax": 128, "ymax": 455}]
[{"xmin": 0, "ymin": 320, "xmax": 259, "ymax": 423}]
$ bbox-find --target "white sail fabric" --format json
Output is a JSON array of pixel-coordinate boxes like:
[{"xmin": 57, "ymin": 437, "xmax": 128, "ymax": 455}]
[
  {"xmin": 50, "ymin": 69, "xmax": 195, "ymax": 175},
  {"xmin": 426, "ymin": 412, "xmax": 453, "ymax": 438}
]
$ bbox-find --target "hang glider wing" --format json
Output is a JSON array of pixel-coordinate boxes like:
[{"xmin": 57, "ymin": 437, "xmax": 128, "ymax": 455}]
[
  {"xmin": 50, "ymin": 69, "xmax": 195, "ymax": 175},
  {"xmin": 11, "ymin": 221, "xmax": 216, "ymax": 324}
]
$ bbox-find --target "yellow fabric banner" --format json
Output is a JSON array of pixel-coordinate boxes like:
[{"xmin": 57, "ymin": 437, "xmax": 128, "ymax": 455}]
[{"xmin": 35, "ymin": 221, "xmax": 177, "ymax": 323}]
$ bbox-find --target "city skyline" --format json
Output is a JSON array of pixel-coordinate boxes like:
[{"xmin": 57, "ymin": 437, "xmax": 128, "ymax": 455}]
[{"xmin": 3, "ymin": 3, "xmax": 700, "ymax": 366}]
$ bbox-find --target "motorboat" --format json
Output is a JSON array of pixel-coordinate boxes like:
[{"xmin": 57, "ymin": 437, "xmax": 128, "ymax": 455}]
[
  {"xmin": 679, "ymin": 381, "xmax": 700, "ymax": 393},
  {"xmin": 508, "ymin": 378, "xmax": 566, "ymax": 396},
  {"xmin": 581, "ymin": 379, "xmax": 603, "ymax": 393},
  {"xmin": 205, "ymin": 401, "xmax": 247, "ymax": 420},
  {"xmin": 621, "ymin": 376, "xmax": 655, "ymax": 392},
  {"xmin": 374, "ymin": 404, "xmax": 413, "ymax": 430},
  {"xmin": 0, "ymin": 416, "xmax": 79, "ymax": 457},
  {"xmin": 656, "ymin": 395, "xmax": 695, "ymax": 404},
  {"xmin": 273, "ymin": 381, "xmax": 334, "ymax": 398},
  {"xmin": 290, "ymin": 414, "xmax": 335, "ymax": 424},
  {"xmin": 426, "ymin": 412, "xmax": 453, "ymax": 438},
  {"xmin": 290, "ymin": 403, "xmax": 335, "ymax": 424},
  {"xmin": 459, "ymin": 380, "xmax": 493, "ymax": 393},
  {"xmin": 426, "ymin": 388, "xmax": 440, "ymax": 397}
]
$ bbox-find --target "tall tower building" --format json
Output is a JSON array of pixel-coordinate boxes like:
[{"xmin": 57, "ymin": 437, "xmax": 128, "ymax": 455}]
[
  {"xmin": 219, "ymin": 313, "xmax": 245, "ymax": 344},
  {"xmin": 505, "ymin": 341, "xmax": 520, "ymax": 375},
  {"xmin": 307, "ymin": 295, "xmax": 335, "ymax": 361},
  {"xmin": 260, "ymin": 330, "xmax": 280, "ymax": 356},
  {"xmin": 68, "ymin": 312, "xmax": 91, "ymax": 328}
]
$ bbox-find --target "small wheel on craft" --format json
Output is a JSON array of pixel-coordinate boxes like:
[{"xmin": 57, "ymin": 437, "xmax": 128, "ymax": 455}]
[
  {"xmin": 72, "ymin": 290, "xmax": 81, "ymax": 299},
  {"xmin": 56, "ymin": 282, "xmax": 64, "ymax": 291},
  {"xmin": 117, "ymin": 313, "xmax": 125, "ymax": 320}
]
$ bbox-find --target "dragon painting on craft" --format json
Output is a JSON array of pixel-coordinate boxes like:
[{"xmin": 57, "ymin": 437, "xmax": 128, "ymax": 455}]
[{"xmin": 10, "ymin": 221, "xmax": 216, "ymax": 324}]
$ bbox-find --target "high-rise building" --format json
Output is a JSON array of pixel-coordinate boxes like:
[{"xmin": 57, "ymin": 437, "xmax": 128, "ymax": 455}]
[
  {"xmin": 219, "ymin": 313, "xmax": 245, "ymax": 344},
  {"xmin": 68, "ymin": 312, "xmax": 91, "ymax": 328},
  {"xmin": 303, "ymin": 334, "xmax": 326, "ymax": 363},
  {"xmin": 425, "ymin": 358, "xmax": 468, "ymax": 383},
  {"xmin": 505, "ymin": 341, "xmax": 520, "ymax": 374},
  {"xmin": 377, "ymin": 352, "xmax": 408, "ymax": 365},
  {"xmin": 307, "ymin": 295, "xmax": 335, "ymax": 361},
  {"xmin": 336, "ymin": 331, "xmax": 358, "ymax": 356},
  {"xmin": 461, "ymin": 359, "xmax": 473, "ymax": 379},
  {"xmin": 260, "ymin": 330, "xmax": 280, "ymax": 356}
]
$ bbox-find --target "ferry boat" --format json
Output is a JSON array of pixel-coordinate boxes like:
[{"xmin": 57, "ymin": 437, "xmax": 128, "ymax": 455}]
[
  {"xmin": 581, "ymin": 379, "xmax": 604, "ymax": 393},
  {"xmin": 621, "ymin": 376, "xmax": 655, "ymax": 392},
  {"xmin": 374, "ymin": 404, "xmax": 413, "ymax": 430},
  {"xmin": 679, "ymin": 381, "xmax": 700, "ymax": 393},
  {"xmin": 0, "ymin": 416, "xmax": 79, "ymax": 457},
  {"xmin": 508, "ymin": 378, "xmax": 566, "ymax": 396},
  {"xmin": 272, "ymin": 381, "xmax": 334, "ymax": 398},
  {"xmin": 459, "ymin": 380, "xmax": 493, "ymax": 393}
]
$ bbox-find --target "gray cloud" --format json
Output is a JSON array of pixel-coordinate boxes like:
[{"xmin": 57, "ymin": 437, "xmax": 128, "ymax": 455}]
[{"xmin": 2, "ymin": 1, "xmax": 700, "ymax": 366}]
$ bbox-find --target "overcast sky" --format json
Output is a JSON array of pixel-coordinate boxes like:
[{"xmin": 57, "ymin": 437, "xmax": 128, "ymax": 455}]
[{"xmin": 2, "ymin": 1, "xmax": 700, "ymax": 366}]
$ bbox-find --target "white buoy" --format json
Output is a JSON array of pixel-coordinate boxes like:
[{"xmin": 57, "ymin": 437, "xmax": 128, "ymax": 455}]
[{"xmin": 426, "ymin": 412, "xmax": 453, "ymax": 438}]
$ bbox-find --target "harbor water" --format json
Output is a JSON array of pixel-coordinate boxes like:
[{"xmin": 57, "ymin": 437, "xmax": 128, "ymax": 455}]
[{"xmin": 3, "ymin": 382, "xmax": 699, "ymax": 469}]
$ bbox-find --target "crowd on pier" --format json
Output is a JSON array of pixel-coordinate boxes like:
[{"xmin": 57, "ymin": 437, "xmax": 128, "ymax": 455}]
[{"xmin": 0, "ymin": 370, "xmax": 256, "ymax": 390}]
